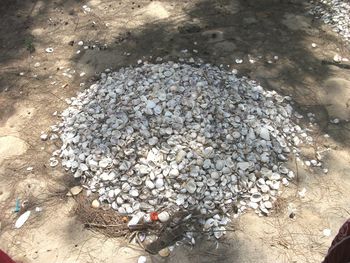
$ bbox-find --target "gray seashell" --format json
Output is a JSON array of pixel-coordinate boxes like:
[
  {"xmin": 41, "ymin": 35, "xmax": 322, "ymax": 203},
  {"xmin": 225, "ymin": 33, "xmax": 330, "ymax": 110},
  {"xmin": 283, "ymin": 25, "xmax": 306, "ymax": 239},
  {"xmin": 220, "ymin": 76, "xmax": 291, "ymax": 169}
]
[
  {"xmin": 185, "ymin": 179, "xmax": 197, "ymax": 194},
  {"xmin": 206, "ymin": 178, "xmax": 216, "ymax": 187}
]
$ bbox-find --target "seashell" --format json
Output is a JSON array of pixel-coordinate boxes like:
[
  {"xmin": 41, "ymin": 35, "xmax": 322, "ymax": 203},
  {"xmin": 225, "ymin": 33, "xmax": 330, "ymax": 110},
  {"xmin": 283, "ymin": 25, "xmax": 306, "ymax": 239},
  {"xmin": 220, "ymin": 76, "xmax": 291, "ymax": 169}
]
[
  {"xmin": 91, "ymin": 199, "xmax": 100, "ymax": 208},
  {"xmin": 278, "ymin": 165, "xmax": 288, "ymax": 174},
  {"xmin": 145, "ymin": 180, "xmax": 155, "ymax": 189},
  {"xmin": 203, "ymin": 147, "xmax": 214, "ymax": 158},
  {"xmin": 155, "ymin": 178, "xmax": 164, "ymax": 189},
  {"xmin": 158, "ymin": 211, "xmax": 170, "ymax": 222},
  {"xmin": 204, "ymin": 218, "xmax": 216, "ymax": 230},
  {"xmin": 49, "ymin": 158, "xmax": 59, "ymax": 167},
  {"xmin": 259, "ymin": 127, "xmax": 270, "ymax": 141},
  {"xmin": 204, "ymin": 200, "xmax": 215, "ymax": 210},
  {"xmin": 129, "ymin": 189, "xmax": 139, "ymax": 197},
  {"xmin": 213, "ymin": 226, "xmax": 226, "ymax": 239},
  {"xmin": 248, "ymin": 201, "xmax": 259, "ymax": 209},
  {"xmin": 237, "ymin": 162, "xmax": 251, "ymax": 171},
  {"xmin": 122, "ymin": 183, "xmax": 131, "ymax": 192},
  {"xmin": 263, "ymin": 201, "xmax": 272, "ymax": 209},
  {"xmin": 211, "ymin": 171, "xmax": 220, "ymax": 180},
  {"xmin": 250, "ymin": 193, "xmax": 262, "ymax": 203},
  {"xmin": 184, "ymin": 179, "xmax": 197, "ymax": 194},
  {"xmin": 206, "ymin": 178, "xmax": 216, "ymax": 187},
  {"xmin": 176, "ymin": 195, "xmax": 185, "ymax": 206},
  {"xmin": 148, "ymin": 137, "xmax": 158, "ymax": 146},
  {"xmin": 215, "ymin": 160, "xmax": 225, "ymax": 171},
  {"xmin": 169, "ymin": 168, "xmax": 179, "ymax": 177},
  {"xmin": 118, "ymin": 207, "xmax": 126, "ymax": 214}
]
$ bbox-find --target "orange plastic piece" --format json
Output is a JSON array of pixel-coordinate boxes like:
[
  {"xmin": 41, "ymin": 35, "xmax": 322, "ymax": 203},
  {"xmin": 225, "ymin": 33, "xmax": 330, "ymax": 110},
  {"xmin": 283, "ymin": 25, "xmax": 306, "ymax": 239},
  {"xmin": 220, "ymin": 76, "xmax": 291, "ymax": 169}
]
[{"xmin": 150, "ymin": 212, "xmax": 159, "ymax": 221}]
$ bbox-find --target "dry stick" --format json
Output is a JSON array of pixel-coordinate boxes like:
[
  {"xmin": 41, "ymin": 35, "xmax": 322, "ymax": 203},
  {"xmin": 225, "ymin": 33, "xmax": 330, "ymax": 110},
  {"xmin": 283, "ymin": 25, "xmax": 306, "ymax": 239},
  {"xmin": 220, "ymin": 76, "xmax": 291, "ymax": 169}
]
[{"xmin": 84, "ymin": 222, "xmax": 126, "ymax": 228}]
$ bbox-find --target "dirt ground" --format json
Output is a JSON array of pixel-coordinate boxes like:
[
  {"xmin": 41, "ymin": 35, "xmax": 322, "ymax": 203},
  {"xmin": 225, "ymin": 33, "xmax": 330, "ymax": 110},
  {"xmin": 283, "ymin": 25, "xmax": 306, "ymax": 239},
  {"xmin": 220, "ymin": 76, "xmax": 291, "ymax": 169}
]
[{"xmin": 1, "ymin": 0, "xmax": 350, "ymax": 262}]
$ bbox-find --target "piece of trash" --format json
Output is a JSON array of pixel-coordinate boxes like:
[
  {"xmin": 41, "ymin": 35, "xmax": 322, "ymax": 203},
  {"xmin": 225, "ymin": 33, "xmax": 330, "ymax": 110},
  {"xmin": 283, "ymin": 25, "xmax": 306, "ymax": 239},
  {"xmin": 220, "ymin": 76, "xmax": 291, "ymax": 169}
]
[
  {"xmin": 26, "ymin": 167, "xmax": 34, "ymax": 171},
  {"xmin": 298, "ymin": 188, "xmax": 307, "ymax": 198},
  {"xmin": 35, "ymin": 207, "xmax": 42, "ymax": 212},
  {"xmin": 15, "ymin": 211, "xmax": 31, "ymax": 228},
  {"xmin": 311, "ymin": 43, "xmax": 317, "ymax": 48},
  {"xmin": 137, "ymin": 256, "xmax": 147, "ymax": 263},
  {"xmin": 323, "ymin": 228, "xmax": 331, "ymax": 237},
  {"xmin": 14, "ymin": 199, "xmax": 20, "ymax": 213},
  {"xmin": 45, "ymin": 47, "xmax": 54, "ymax": 53}
]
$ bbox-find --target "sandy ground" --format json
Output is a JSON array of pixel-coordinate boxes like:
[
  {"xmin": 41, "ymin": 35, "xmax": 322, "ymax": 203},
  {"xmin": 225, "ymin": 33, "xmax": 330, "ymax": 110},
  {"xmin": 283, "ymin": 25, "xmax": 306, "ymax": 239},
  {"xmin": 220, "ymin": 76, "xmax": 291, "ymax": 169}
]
[{"xmin": 1, "ymin": 0, "xmax": 350, "ymax": 262}]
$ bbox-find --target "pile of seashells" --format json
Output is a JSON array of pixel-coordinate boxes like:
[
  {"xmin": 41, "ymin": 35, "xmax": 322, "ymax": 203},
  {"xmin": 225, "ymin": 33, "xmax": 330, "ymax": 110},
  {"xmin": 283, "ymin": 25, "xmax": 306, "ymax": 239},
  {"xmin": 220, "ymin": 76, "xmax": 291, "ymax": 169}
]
[
  {"xmin": 308, "ymin": 0, "xmax": 350, "ymax": 43},
  {"xmin": 49, "ymin": 61, "xmax": 312, "ymax": 237}
]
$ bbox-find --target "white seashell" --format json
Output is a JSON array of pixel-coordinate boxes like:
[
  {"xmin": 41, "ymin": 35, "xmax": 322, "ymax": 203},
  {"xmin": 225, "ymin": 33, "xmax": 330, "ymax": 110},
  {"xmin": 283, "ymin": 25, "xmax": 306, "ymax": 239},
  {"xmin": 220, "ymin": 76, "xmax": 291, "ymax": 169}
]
[
  {"xmin": 264, "ymin": 201, "xmax": 273, "ymax": 209},
  {"xmin": 259, "ymin": 127, "xmax": 270, "ymax": 141},
  {"xmin": 158, "ymin": 211, "xmax": 170, "ymax": 222},
  {"xmin": 155, "ymin": 178, "xmax": 164, "ymax": 188},
  {"xmin": 99, "ymin": 158, "xmax": 110, "ymax": 168},
  {"xmin": 129, "ymin": 189, "xmax": 139, "ymax": 197},
  {"xmin": 248, "ymin": 201, "xmax": 259, "ymax": 209},
  {"xmin": 49, "ymin": 158, "xmax": 59, "ymax": 167},
  {"xmin": 169, "ymin": 168, "xmax": 179, "ymax": 177},
  {"xmin": 122, "ymin": 183, "xmax": 131, "ymax": 192},
  {"xmin": 250, "ymin": 193, "xmax": 262, "ymax": 203},
  {"xmin": 211, "ymin": 171, "xmax": 220, "ymax": 180},
  {"xmin": 176, "ymin": 195, "xmax": 185, "ymax": 206},
  {"xmin": 145, "ymin": 180, "xmax": 155, "ymax": 189},
  {"xmin": 146, "ymin": 100, "xmax": 156, "ymax": 109},
  {"xmin": 237, "ymin": 162, "xmax": 250, "ymax": 171},
  {"xmin": 118, "ymin": 207, "xmax": 126, "ymax": 214},
  {"xmin": 213, "ymin": 226, "xmax": 226, "ymax": 239}
]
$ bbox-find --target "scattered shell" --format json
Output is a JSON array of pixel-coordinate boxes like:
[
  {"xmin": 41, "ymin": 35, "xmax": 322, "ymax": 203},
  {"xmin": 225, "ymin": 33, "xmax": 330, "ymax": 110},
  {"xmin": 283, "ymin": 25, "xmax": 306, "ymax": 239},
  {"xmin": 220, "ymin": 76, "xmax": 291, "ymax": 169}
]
[
  {"xmin": 91, "ymin": 200, "xmax": 100, "ymax": 208},
  {"xmin": 158, "ymin": 247, "xmax": 170, "ymax": 257},
  {"xmin": 68, "ymin": 186, "xmax": 83, "ymax": 196}
]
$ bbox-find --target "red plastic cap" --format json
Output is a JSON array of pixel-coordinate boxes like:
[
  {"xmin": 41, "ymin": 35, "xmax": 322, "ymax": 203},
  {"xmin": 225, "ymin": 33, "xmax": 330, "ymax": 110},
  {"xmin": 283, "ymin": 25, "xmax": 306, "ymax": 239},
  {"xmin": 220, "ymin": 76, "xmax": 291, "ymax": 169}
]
[{"xmin": 150, "ymin": 212, "xmax": 159, "ymax": 221}]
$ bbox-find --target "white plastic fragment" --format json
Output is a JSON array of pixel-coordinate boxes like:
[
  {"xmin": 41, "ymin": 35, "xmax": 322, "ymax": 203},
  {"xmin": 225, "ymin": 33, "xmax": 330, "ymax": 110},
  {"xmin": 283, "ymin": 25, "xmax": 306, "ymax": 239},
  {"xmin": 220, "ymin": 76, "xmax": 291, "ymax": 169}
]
[{"xmin": 15, "ymin": 211, "xmax": 31, "ymax": 228}]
